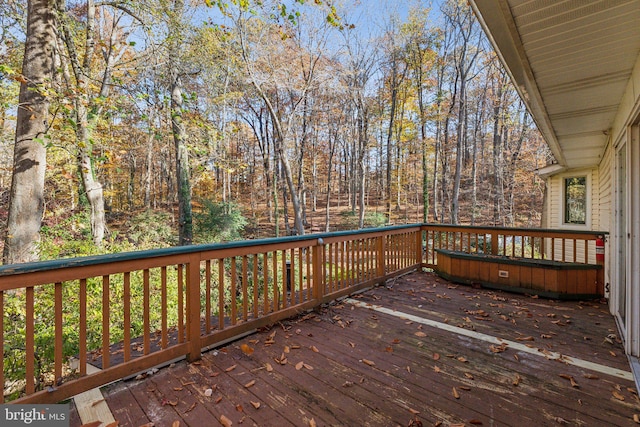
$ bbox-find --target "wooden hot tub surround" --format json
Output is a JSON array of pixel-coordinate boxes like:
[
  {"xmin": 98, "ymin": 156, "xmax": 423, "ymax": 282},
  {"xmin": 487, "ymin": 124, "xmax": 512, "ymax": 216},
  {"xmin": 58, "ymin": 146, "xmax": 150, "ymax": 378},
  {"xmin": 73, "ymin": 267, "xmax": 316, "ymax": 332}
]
[{"xmin": 434, "ymin": 249, "xmax": 603, "ymax": 300}]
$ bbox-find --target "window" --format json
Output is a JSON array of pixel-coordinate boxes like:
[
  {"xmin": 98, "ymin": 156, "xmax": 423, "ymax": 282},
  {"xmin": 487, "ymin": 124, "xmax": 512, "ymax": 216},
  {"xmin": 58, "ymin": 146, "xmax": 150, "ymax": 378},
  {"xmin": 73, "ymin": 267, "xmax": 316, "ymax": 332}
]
[{"xmin": 564, "ymin": 177, "xmax": 587, "ymax": 224}]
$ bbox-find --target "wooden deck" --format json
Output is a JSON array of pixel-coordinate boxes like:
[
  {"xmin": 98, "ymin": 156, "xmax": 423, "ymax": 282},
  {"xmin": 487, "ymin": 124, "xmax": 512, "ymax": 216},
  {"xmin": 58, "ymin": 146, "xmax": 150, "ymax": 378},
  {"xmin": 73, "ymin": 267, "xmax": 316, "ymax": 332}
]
[{"xmin": 73, "ymin": 271, "xmax": 640, "ymax": 426}]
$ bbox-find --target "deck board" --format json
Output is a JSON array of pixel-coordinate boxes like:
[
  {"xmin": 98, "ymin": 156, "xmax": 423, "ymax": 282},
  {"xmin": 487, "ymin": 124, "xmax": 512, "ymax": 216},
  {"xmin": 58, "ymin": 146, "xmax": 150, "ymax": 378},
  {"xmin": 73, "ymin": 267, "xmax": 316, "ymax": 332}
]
[{"xmin": 87, "ymin": 271, "xmax": 639, "ymax": 427}]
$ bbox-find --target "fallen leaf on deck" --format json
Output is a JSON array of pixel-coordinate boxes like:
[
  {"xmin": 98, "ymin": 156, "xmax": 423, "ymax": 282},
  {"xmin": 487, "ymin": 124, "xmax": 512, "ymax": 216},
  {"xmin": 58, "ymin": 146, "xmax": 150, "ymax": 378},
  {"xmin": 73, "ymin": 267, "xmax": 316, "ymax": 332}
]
[
  {"xmin": 433, "ymin": 366, "xmax": 441, "ymax": 373},
  {"xmin": 265, "ymin": 362, "xmax": 274, "ymax": 372},
  {"xmin": 408, "ymin": 408, "xmax": 420, "ymax": 415},
  {"xmin": 284, "ymin": 346, "xmax": 290, "ymax": 353},
  {"xmin": 385, "ymin": 346, "xmax": 394, "ymax": 353},
  {"xmin": 613, "ymin": 391, "xmax": 625, "ymax": 401},
  {"xmin": 414, "ymin": 331, "xmax": 427, "ymax": 338},
  {"xmin": 215, "ymin": 396, "xmax": 223, "ymax": 404},
  {"xmin": 172, "ymin": 421, "xmax": 180, "ymax": 427},
  {"xmin": 236, "ymin": 404, "xmax": 244, "ymax": 412},
  {"xmin": 251, "ymin": 401, "xmax": 261, "ymax": 409},
  {"xmin": 296, "ymin": 361, "xmax": 304, "ymax": 370},
  {"xmin": 433, "ymin": 353, "xmax": 440, "ymax": 361},
  {"xmin": 610, "ymin": 351, "xmax": 617, "ymax": 357},
  {"xmin": 349, "ymin": 342, "xmax": 356, "ymax": 348},
  {"xmin": 220, "ymin": 415, "xmax": 233, "ymax": 427},
  {"xmin": 225, "ymin": 364, "xmax": 237, "ymax": 372},
  {"xmin": 240, "ymin": 344, "xmax": 254, "ymax": 356},
  {"xmin": 516, "ymin": 336, "xmax": 535, "ymax": 341},
  {"xmin": 633, "ymin": 414, "xmax": 639, "ymax": 423},
  {"xmin": 362, "ymin": 359, "xmax": 375, "ymax": 366},
  {"xmin": 184, "ymin": 402, "xmax": 197, "ymax": 413},
  {"xmin": 553, "ymin": 417, "xmax": 569, "ymax": 425},
  {"xmin": 392, "ymin": 338, "xmax": 401, "ymax": 344},
  {"xmin": 514, "ymin": 354, "xmax": 519, "ymax": 362},
  {"xmin": 452, "ymin": 387, "xmax": 460, "ymax": 399},
  {"xmin": 512, "ymin": 375, "xmax": 521, "ymax": 386},
  {"xmin": 309, "ymin": 418, "xmax": 317, "ymax": 427},
  {"xmin": 173, "ymin": 387, "xmax": 183, "ymax": 391},
  {"xmin": 91, "ymin": 398, "xmax": 105, "ymax": 407},
  {"xmin": 311, "ymin": 345, "xmax": 319, "ymax": 353},
  {"xmin": 161, "ymin": 398, "xmax": 178, "ymax": 406},
  {"xmin": 244, "ymin": 380, "xmax": 256, "ymax": 388},
  {"xmin": 457, "ymin": 357, "xmax": 468, "ymax": 363},
  {"xmin": 559, "ymin": 374, "xmax": 579, "ymax": 388},
  {"xmin": 303, "ymin": 363, "xmax": 313, "ymax": 370},
  {"xmin": 464, "ymin": 372, "xmax": 474, "ymax": 380}
]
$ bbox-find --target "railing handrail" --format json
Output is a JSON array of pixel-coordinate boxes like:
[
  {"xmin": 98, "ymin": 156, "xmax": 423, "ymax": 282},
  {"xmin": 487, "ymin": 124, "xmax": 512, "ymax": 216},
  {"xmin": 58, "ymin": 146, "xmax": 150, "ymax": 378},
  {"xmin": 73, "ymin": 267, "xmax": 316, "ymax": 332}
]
[
  {"xmin": 422, "ymin": 223, "xmax": 608, "ymax": 237},
  {"xmin": 0, "ymin": 224, "xmax": 423, "ymax": 277}
]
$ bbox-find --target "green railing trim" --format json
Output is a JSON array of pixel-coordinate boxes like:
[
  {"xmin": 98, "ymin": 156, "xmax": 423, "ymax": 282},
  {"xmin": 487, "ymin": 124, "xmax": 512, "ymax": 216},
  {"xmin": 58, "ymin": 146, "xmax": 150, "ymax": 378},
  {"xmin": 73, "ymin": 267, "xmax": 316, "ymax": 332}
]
[{"xmin": 0, "ymin": 223, "xmax": 422, "ymax": 277}]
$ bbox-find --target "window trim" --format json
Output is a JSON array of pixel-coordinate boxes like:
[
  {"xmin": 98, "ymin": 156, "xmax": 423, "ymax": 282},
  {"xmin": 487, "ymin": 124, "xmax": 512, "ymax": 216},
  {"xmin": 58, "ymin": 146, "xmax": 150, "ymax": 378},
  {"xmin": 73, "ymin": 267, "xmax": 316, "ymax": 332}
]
[{"xmin": 560, "ymin": 173, "xmax": 591, "ymax": 229}]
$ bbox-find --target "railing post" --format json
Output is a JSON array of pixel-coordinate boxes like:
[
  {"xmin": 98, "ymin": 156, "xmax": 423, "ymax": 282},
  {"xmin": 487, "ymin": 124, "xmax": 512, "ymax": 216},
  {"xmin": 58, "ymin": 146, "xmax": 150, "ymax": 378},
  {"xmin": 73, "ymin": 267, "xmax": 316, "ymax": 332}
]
[
  {"xmin": 186, "ymin": 254, "xmax": 202, "ymax": 362},
  {"xmin": 377, "ymin": 234, "xmax": 386, "ymax": 280},
  {"xmin": 313, "ymin": 239, "xmax": 324, "ymax": 302},
  {"xmin": 596, "ymin": 235, "xmax": 606, "ymax": 296},
  {"xmin": 416, "ymin": 228, "xmax": 423, "ymax": 267},
  {"xmin": 491, "ymin": 231, "xmax": 499, "ymax": 255}
]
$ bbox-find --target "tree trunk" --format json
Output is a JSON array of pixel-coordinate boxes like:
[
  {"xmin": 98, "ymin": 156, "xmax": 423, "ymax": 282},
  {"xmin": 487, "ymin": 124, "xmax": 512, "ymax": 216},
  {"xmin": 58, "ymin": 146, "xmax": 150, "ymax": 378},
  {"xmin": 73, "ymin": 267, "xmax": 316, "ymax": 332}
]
[
  {"xmin": 3, "ymin": 0, "xmax": 57, "ymax": 264},
  {"xmin": 169, "ymin": 0, "xmax": 192, "ymax": 245},
  {"xmin": 171, "ymin": 75, "xmax": 193, "ymax": 245}
]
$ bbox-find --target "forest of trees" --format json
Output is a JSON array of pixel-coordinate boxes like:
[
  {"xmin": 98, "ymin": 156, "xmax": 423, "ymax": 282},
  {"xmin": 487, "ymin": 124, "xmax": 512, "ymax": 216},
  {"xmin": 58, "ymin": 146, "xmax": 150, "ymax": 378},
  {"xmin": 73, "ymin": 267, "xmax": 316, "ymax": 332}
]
[{"xmin": 0, "ymin": 0, "xmax": 552, "ymax": 264}]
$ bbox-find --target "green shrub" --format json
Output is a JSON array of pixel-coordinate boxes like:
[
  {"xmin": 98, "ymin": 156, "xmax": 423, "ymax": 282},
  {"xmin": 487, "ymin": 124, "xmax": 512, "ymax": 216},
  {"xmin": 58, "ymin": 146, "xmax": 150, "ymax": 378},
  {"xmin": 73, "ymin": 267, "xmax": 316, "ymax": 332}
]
[
  {"xmin": 338, "ymin": 210, "xmax": 388, "ymax": 230},
  {"xmin": 194, "ymin": 200, "xmax": 247, "ymax": 244},
  {"xmin": 127, "ymin": 210, "xmax": 177, "ymax": 248}
]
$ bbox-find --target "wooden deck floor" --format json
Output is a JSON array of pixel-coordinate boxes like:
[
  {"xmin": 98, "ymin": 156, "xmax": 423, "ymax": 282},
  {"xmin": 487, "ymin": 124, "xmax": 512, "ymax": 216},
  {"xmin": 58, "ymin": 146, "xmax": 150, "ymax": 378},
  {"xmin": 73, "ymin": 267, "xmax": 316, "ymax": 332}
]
[{"xmin": 74, "ymin": 271, "xmax": 640, "ymax": 426}]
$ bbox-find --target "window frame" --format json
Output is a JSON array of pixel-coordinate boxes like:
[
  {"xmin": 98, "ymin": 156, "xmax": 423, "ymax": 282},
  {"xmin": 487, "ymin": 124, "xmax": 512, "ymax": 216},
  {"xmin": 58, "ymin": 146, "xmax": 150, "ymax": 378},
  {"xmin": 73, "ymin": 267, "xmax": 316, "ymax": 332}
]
[{"xmin": 560, "ymin": 173, "xmax": 591, "ymax": 229}]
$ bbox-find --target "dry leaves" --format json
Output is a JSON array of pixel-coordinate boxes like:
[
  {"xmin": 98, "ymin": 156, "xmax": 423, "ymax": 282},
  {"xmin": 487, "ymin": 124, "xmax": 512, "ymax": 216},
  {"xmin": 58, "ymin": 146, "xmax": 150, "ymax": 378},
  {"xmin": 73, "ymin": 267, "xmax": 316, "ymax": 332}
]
[
  {"xmin": 225, "ymin": 364, "xmax": 237, "ymax": 372},
  {"xmin": 361, "ymin": 359, "xmax": 376, "ymax": 366},
  {"xmin": 512, "ymin": 374, "xmax": 521, "ymax": 386},
  {"xmin": 244, "ymin": 379, "xmax": 256, "ymax": 388},
  {"xmin": 559, "ymin": 374, "xmax": 579, "ymax": 388},
  {"xmin": 251, "ymin": 401, "xmax": 261, "ymax": 409},
  {"xmin": 220, "ymin": 414, "xmax": 233, "ymax": 427},
  {"xmin": 612, "ymin": 390, "xmax": 625, "ymax": 401},
  {"xmin": 240, "ymin": 344, "xmax": 254, "ymax": 356},
  {"xmin": 414, "ymin": 331, "xmax": 427, "ymax": 337},
  {"xmin": 452, "ymin": 387, "xmax": 460, "ymax": 399}
]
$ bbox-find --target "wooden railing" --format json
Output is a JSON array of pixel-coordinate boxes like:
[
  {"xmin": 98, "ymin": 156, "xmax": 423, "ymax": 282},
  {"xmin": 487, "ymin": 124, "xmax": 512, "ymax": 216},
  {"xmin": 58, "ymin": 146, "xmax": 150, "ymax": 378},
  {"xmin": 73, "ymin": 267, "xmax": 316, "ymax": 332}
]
[
  {"xmin": 421, "ymin": 224, "xmax": 606, "ymax": 267},
  {"xmin": 0, "ymin": 224, "xmax": 606, "ymax": 404}
]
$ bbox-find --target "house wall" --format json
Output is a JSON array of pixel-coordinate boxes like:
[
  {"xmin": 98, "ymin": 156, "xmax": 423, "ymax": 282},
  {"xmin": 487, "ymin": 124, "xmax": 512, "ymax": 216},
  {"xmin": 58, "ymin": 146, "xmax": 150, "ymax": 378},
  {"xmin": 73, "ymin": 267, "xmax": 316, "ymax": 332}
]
[{"xmin": 545, "ymin": 168, "xmax": 599, "ymax": 264}]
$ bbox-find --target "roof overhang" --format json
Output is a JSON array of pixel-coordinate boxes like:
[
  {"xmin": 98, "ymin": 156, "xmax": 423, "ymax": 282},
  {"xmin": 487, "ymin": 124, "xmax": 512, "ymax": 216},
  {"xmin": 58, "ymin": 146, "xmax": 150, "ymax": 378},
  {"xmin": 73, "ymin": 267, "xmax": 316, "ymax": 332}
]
[{"xmin": 469, "ymin": 0, "xmax": 640, "ymax": 170}]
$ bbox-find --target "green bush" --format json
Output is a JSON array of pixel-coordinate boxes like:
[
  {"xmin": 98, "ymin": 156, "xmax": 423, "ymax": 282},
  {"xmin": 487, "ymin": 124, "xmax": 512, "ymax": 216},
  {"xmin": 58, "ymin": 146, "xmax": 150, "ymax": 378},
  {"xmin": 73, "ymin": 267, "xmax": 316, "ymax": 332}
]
[
  {"xmin": 338, "ymin": 210, "xmax": 388, "ymax": 230},
  {"xmin": 127, "ymin": 210, "xmax": 177, "ymax": 248},
  {"xmin": 194, "ymin": 200, "xmax": 247, "ymax": 244}
]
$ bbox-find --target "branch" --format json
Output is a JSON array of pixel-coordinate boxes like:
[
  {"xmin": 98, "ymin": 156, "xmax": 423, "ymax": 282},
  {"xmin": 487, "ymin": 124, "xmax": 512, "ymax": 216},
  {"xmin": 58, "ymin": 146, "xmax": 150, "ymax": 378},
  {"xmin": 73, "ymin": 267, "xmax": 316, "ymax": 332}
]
[{"xmin": 96, "ymin": 1, "xmax": 147, "ymax": 26}]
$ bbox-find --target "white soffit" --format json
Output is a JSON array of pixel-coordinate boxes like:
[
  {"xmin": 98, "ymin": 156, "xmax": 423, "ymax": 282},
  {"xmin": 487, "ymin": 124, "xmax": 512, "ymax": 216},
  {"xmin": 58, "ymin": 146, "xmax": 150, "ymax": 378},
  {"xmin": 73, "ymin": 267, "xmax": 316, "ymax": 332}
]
[{"xmin": 470, "ymin": 0, "xmax": 640, "ymax": 169}]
